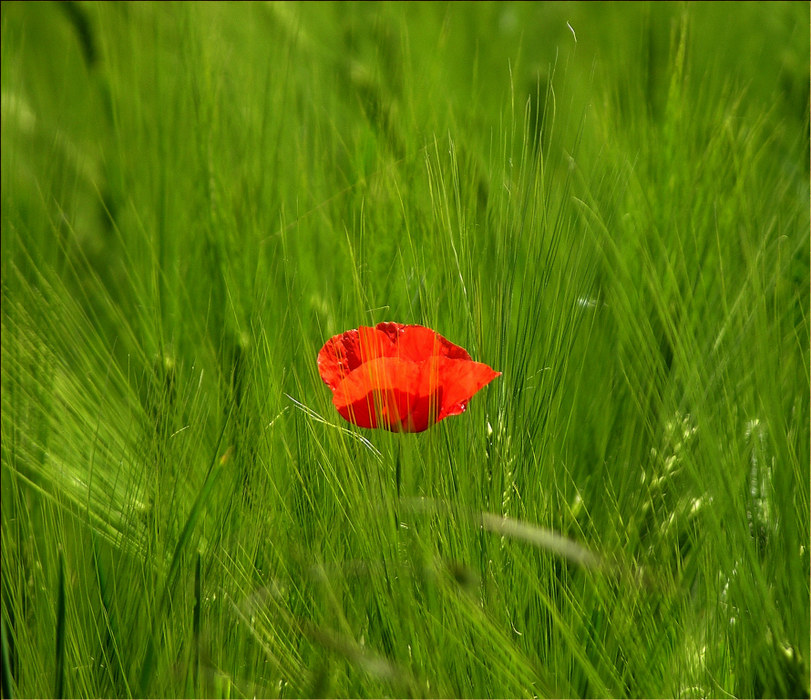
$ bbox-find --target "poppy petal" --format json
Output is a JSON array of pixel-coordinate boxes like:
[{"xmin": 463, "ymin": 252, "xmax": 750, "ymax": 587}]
[
  {"xmin": 332, "ymin": 357, "xmax": 422, "ymax": 431},
  {"xmin": 430, "ymin": 357, "xmax": 502, "ymax": 420},
  {"xmin": 318, "ymin": 323, "xmax": 500, "ymax": 432},
  {"xmin": 317, "ymin": 326, "xmax": 396, "ymax": 390},
  {"xmin": 375, "ymin": 323, "xmax": 472, "ymax": 363}
]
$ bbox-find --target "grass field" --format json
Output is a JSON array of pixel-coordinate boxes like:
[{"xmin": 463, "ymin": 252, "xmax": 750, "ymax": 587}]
[{"xmin": 1, "ymin": 2, "xmax": 809, "ymax": 698}]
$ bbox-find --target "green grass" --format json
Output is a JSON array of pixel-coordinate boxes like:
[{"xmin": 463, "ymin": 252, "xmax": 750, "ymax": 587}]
[{"xmin": 1, "ymin": 2, "xmax": 809, "ymax": 697}]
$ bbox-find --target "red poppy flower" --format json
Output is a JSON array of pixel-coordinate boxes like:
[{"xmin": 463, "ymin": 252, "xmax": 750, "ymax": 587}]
[{"xmin": 317, "ymin": 322, "xmax": 501, "ymax": 432}]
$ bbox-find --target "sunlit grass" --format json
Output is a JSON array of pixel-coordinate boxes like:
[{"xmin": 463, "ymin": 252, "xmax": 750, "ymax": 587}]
[{"xmin": 2, "ymin": 2, "xmax": 809, "ymax": 698}]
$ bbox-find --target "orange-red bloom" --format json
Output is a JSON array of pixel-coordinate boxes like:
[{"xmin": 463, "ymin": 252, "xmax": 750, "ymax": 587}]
[{"xmin": 317, "ymin": 322, "xmax": 501, "ymax": 432}]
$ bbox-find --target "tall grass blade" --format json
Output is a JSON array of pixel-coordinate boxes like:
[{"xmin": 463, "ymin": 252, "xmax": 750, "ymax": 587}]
[
  {"xmin": 54, "ymin": 552, "xmax": 65, "ymax": 700},
  {"xmin": 1, "ymin": 616, "xmax": 13, "ymax": 700},
  {"xmin": 137, "ymin": 413, "xmax": 232, "ymax": 696}
]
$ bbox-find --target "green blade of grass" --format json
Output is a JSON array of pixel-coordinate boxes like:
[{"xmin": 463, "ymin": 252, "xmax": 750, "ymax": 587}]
[
  {"xmin": 54, "ymin": 552, "xmax": 66, "ymax": 700},
  {"xmin": 1, "ymin": 615, "xmax": 14, "ymax": 700},
  {"xmin": 137, "ymin": 416, "xmax": 232, "ymax": 697}
]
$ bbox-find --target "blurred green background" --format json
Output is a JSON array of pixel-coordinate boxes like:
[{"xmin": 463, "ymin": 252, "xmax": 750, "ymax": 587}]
[{"xmin": 2, "ymin": 2, "xmax": 809, "ymax": 698}]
